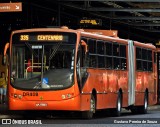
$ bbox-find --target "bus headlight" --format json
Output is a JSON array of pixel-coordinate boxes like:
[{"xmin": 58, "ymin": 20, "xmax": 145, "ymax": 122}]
[
  {"xmin": 66, "ymin": 94, "xmax": 72, "ymax": 98},
  {"xmin": 13, "ymin": 94, "xmax": 23, "ymax": 99},
  {"xmin": 18, "ymin": 95, "xmax": 22, "ymax": 99},
  {"xmin": 62, "ymin": 95, "xmax": 66, "ymax": 99},
  {"xmin": 62, "ymin": 93, "xmax": 74, "ymax": 99},
  {"xmin": 14, "ymin": 94, "xmax": 17, "ymax": 98}
]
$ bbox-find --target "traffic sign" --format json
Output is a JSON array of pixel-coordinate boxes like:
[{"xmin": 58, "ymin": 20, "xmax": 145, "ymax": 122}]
[{"xmin": 0, "ymin": 2, "xmax": 22, "ymax": 12}]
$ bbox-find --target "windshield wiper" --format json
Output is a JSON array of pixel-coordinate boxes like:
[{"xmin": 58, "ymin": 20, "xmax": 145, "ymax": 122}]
[{"xmin": 33, "ymin": 82, "xmax": 41, "ymax": 89}]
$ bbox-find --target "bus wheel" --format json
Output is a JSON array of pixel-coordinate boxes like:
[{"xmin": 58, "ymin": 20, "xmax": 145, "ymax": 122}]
[
  {"xmin": 140, "ymin": 92, "xmax": 148, "ymax": 114},
  {"xmin": 115, "ymin": 92, "xmax": 122, "ymax": 117},
  {"xmin": 82, "ymin": 94, "xmax": 96, "ymax": 119},
  {"xmin": 131, "ymin": 92, "xmax": 148, "ymax": 114}
]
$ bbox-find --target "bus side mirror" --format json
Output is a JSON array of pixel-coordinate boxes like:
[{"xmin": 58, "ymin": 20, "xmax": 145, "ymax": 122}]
[
  {"xmin": 81, "ymin": 40, "xmax": 88, "ymax": 54},
  {"xmin": 2, "ymin": 43, "xmax": 9, "ymax": 65}
]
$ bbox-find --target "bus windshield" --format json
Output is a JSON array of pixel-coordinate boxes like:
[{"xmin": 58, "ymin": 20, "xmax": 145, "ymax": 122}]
[{"xmin": 11, "ymin": 32, "xmax": 76, "ymax": 90}]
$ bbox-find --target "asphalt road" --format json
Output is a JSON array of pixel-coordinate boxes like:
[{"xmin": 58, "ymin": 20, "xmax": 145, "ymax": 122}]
[{"xmin": 0, "ymin": 104, "xmax": 160, "ymax": 127}]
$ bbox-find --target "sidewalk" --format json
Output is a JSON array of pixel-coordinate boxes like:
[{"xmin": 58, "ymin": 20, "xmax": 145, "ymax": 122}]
[{"xmin": 148, "ymin": 104, "xmax": 160, "ymax": 110}]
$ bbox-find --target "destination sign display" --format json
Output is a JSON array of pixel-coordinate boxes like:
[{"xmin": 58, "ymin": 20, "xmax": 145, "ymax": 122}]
[
  {"xmin": 20, "ymin": 35, "xmax": 64, "ymax": 41},
  {"xmin": 12, "ymin": 32, "xmax": 77, "ymax": 44},
  {"xmin": 19, "ymin": 34, "xmax": 68, "ymax": 42},
  {"xmin": 37, "ymin": 35, "xmax": 63, "ymax": 41}
]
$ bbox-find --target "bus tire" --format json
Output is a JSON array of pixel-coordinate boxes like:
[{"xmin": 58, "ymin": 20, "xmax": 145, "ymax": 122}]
[
  {"xmin": 82, "ymin": 94, "xmax": 96, "ymax": 119},
  {"xmin": 115, "ymin": 92, "xmax": 122, "ymax": 117},
  {"xmin": 131, "ymin": 92, "xmax": 148, "ymax": 114},
  {"xmin": 140, "ymin": 92, "xmax": 148, "ymax": 114}
]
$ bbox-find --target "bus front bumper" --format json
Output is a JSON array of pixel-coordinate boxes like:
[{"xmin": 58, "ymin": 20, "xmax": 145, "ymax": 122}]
[{"xmin": 8, "ymin": 95, "xmax": 81, "ymax": 111}]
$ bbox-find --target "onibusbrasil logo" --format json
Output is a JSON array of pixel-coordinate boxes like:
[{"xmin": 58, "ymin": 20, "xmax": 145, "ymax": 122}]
[{"xmin": 1, "ymin": 119, "xmax": 42, "ymax": 125}]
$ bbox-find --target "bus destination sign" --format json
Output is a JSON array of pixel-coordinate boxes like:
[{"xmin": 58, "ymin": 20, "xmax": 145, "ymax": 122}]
[{"xmin": 20, "ymin": 35, "xmax": 66, "ymax": 41}]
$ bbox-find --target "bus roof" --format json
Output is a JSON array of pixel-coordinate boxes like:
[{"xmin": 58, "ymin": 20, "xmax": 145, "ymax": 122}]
[
  {"xmin": 134, "ymin": 41, "xmax": 156, "ymax": 50},
  {"xmin": 11, "ymin": 27, "xmax": 77, "ymax": 34},
  {"xmin": 11, "ymin": 27, "xmax": 156, "ymax": 50},
  {"xmin": 82, "ymin": 29, "xmax": 118, "ymax": 37}
]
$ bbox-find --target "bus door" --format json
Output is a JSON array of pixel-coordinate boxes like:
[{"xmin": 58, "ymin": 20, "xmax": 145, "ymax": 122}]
[
  {"xmin": 12, "ymin": 47, "xmax": 25, "ymax": 78},
  {"xmin": 76, "ymin": 40, "xmax": 88, "ymax": 90}
]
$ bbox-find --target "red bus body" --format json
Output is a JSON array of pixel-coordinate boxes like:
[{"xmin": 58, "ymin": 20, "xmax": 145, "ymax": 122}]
[{"xmin": 6, "ymin": 27, "xmax": 157, "ymax": 118}]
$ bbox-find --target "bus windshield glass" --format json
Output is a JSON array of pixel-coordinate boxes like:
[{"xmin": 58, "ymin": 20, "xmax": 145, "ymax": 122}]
[{"xmin": 11, "ymin": 32, "xmax": 76, "ymax": 90}]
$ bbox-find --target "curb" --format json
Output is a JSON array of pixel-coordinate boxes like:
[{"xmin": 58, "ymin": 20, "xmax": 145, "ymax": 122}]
[{"xmin": 148, "ymin": 105, "xmax": 160, "ymax": 110}]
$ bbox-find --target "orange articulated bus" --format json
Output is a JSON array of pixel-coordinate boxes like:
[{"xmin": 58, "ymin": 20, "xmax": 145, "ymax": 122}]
[{"xmin": 4, "ymin": 27, "xmax": 157, "ymax": 119}]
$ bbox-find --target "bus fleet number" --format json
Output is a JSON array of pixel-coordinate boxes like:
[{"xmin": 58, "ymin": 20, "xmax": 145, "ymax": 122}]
[{"xmin": 20, "ymin": 35, "xmax": 29, "ymax": 41}]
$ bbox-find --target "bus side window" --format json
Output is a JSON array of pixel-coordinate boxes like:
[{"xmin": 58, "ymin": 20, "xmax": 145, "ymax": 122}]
[
  {"xmin": 120, "ymin": 45, "xmax": 127, "ymax": 70},
  {"xmin": 113, "ymin": 58, "xmax": 120, "ymax": 69},
  {"xmin": 136, "ymin": 47, "xmax": 142, "ymax": 71},
  {"xmin": 88, "ymin": 39, "xmax": 96, "ymax": 54},
  {"xmin": 106, "ymin": 57, "xmax": 112, "ymax": 69},
  {"xmin": 88, "ymin": 39, "xmax": 97, "ymax": 68},
  {"xmin": 105, "ymin": 42, "xmax": 112, "ymax": 69},
  {"xmin": 113, "ymin": 43, "xmax": 120, "ymax": 69},
  {"xmin": 136, "ymin": 60, "xmax": 142, "ymax": 70},
  {"xmin": 97, "ymin": 40, "xmax": 105, "ymax": 68},
  {"xmin": 142, "ymin": 49, "xmax": 147, "ymax": 71},
  {"xmin": 148, "ymin": 50, "xmax": 153, "ymax": 71},
  {"xmin": 89, "ymin": 55, "xmax": 97, "ymax": 68}
]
